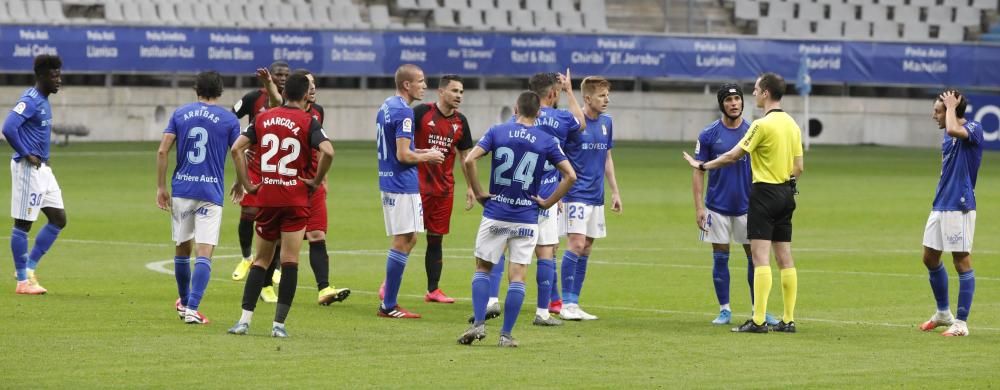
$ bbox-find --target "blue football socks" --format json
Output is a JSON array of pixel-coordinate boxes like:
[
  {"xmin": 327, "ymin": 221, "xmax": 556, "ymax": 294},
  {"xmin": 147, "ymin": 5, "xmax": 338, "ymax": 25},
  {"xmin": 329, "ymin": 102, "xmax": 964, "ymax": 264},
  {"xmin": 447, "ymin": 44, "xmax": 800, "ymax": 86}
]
[
  {"xmin": 572, "ymin": 255, "xmax": 589, "ymax": 302},
  {"xmin": 11, "ymin": 227, "xmax": 29, "ymax": 281},
  {"xmin": 174, "ymin": 256, "xmax": 191, "ymax": 306},
  {"xmin": 712, "ymin": 251, "xmax": 731, "ymax": 306},
  {"xmin": 27, "ymin": 223, "xmax": 61, "ymax": 270},
  {"xmin": 561, "ymin": 250, "xmax": 579, "ymax": 304},
  {"xmin": 957, "ymin": 270, "xmax": 975, "ymax": 321},
  {"xmin": 501, "ymin": 281, "xmax": 526, "ymax": 336},
  {"xmin": 928, "ymin": 263, "xmax": 950, "ymax": 312},
  {"xmin": 536, "ymin": 259, "xmax": 555, "ymax": 309},
  {"xmin": 382, "ymin": 249, "xmax": 408, "ymax": 309},
  {"xmin": 489, "ymin": 254, "xmax": 505, "ymax": 298},
  {"xmin": 186, "ymin": 257, "xmax": 211, "ymax": 310},
  {"xmin": 471, "ymin": 272, "xmax": 490, "ymax": 325}
]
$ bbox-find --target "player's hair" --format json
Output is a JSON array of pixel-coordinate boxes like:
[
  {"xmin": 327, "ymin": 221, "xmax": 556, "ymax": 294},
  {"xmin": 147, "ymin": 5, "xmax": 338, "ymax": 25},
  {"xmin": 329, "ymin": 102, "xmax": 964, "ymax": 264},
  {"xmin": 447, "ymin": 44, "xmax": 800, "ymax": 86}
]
[
  {"xmin": 269, "ymin": 61, "xmax": 289, "ymax": 72},
  {"xmin": 291, "ymin": 68, "xmax": 312, "ymax": 77},
  {"xmin": 757, "ymin": 72, "xmax": 785, "ymax": 101},
  {"xmin": 581, "ymin": 76, "xmax": 610, "ymax": 96},
  {"xmin": 528, "ymin": 72, "xmax": 560, "ymax": 97},
  {"xmin": 284, "ymin": 73, "xmax": 310, "ymax": 101},
  {"xmin": 516, "ymin": 91, "xmax": 541, "ymax": 119},
  {"xmin": 395, "ymin": 63, "xmax": 423, "ymax": 90},
  {"xmin": 439, "ymin": 74, "xmax": 462, "ymax": 89},
  {"xmin": 33, "ymin": 54, "xmax": 62, "ymax": 78},
  {"xmin": 937, "ymin": 89, "xmax": 968, "ymax": 119},
  {"xmin": 194, "ymin": 71, "xmax": 224, "ymax": 99}
]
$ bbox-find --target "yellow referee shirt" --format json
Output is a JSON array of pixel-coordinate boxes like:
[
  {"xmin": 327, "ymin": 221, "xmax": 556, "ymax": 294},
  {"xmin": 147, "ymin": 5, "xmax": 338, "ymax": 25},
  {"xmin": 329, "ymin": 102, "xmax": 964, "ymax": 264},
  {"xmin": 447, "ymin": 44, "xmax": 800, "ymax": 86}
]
[{"xmin": 738, "ymin": 109, "xmax": 803, "ymax": 184}]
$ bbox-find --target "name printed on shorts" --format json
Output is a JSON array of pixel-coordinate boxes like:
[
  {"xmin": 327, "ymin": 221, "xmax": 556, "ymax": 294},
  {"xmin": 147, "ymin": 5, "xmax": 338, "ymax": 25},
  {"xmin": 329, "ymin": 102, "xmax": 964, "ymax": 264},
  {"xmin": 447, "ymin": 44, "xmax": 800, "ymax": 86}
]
[{"xmin": 489, "ymin": 225, "xmax": 535, "ymax": 238}]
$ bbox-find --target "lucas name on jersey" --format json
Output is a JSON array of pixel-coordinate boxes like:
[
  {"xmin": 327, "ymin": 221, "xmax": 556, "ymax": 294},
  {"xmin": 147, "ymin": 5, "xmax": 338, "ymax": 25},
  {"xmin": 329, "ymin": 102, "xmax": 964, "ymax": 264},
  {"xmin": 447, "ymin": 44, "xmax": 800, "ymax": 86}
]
[
  {"xmin": 175, "ymin": 172, "xmax": 220, "ymax": 184},
  {"xmin": 182, "ymin": 108, "xmax": 222, "ymax": 123},
  {"xmin": 508, "ymin": 127, "xmax": 538, "ymax": 143}
]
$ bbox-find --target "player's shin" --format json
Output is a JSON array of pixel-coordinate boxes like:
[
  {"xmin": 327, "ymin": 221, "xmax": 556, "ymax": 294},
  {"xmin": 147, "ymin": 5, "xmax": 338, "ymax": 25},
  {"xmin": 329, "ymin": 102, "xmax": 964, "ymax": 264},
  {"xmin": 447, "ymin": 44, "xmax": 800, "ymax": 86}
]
[
  {"xmin": 560, "ymin": 250, "xmax": 579, "ymax": 304},
  {"xmin": 309, "ymin": 241, "xmax": 329, "ymax": 290},
  {"xmin": 752, "ymin": 266, "xmax": 772, "ymax": 325},
  {"xmin": 274, "ymin": 263, "xmax": 298, "ymax": 324},
  {"xmin": 11, "ymin": 227, "xmax": 29, "ymax": 281},
  {"xmin": 957, "ymin": 270, "xmax": 975, "ymax": 321},
  {"xmin": 174, "ymin": 256, "xmax": 192, "ymax": 306},
  {"xmin": 471, "ymin": 271, "xmax": 491, "ymax": 325},
  {"xmin": 27, "ymin": 223, "xmax": 61, "ymax": 270},
  {"xmin": 536, "ymin": 259, "xmax": 555, "ymax": 313},
  {"xmin": 501, "ymin": 281, "xmax": 526, "ymax": 336},
  {"xmin": 187, "ymin": 257, "xmax": 211, "ymax": 310},
  {"xmin": 241, "ymin": 265, "xmax": 268, "ymax": 313},
  {"xmin": 425, "ymin": 235, "xmax": 443, "ymax": 292},
  {"xmin": 779, "ymin": 267, "xmax": 797, "ymax": 323}
]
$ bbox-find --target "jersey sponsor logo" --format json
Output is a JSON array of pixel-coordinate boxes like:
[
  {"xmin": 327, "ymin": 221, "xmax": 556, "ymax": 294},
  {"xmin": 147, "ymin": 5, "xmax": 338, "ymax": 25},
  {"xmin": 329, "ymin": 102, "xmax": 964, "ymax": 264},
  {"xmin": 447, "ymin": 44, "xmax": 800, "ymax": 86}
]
[
  {"xmin": 403, "ymin": 118, "xmax": 413, "ymax": 133},
  {"xmin": 12, "ymin": 102, "xmax": 26, "ymax": 115},
  {"xmin": 427, "ymin": 120, "xmax": 435, "ymax": 127}
]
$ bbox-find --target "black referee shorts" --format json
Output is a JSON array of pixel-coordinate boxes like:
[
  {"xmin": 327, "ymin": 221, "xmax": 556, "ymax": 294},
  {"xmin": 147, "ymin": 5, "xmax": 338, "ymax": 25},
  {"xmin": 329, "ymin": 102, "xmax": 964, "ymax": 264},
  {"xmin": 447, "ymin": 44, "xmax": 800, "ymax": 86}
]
[{"xmin": 748, "ymin": 182, "xmax": 796, "ymax": 242}]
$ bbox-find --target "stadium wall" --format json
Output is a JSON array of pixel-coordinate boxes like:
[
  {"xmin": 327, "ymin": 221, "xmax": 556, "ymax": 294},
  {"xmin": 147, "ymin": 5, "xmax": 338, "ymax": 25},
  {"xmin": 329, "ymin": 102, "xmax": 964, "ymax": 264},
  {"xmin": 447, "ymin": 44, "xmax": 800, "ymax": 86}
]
[{"xmin": 0, "ymin": 86, "xmax": 942, "ymax": 148}]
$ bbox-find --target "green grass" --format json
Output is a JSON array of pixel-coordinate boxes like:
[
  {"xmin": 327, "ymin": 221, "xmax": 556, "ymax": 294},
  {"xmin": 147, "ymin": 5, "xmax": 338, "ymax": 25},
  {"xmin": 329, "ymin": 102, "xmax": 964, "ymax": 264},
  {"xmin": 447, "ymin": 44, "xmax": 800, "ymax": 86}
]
[{"xmin": 1, "ymin": 141, "xmax": 998, "ymax": 388}]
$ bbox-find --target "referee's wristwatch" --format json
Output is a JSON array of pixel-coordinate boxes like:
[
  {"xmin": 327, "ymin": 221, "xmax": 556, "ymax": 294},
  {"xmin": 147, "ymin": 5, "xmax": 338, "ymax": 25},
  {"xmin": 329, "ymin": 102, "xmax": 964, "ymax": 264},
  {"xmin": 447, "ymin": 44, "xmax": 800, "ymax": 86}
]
[{"xmin": 698, "ymin": 162, "xmax": 706, "ymax": 171}]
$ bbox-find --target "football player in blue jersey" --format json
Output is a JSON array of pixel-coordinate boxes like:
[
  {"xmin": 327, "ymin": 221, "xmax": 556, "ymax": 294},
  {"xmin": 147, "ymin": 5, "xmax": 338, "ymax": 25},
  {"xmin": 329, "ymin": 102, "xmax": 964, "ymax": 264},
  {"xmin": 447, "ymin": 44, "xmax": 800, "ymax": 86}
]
[
  {"xmin": 473, "ymin": 70, "xmax": 586, "ymax": 323},
  {"xmin": 692, "ymin": 83, "xmax": 777, "ymax": 326},
  {"xmin": 458, "ymin": 91, "xmax": 576, "ymax": 347},
  {"xmin": 156, "ymin": 71, "xmax": 242, "ymax": 324},
  {"xmin": 556, "ymin": 76, "xmax": 621, "ymax": 322},
  {"xmin": 919, "ymin": 90, "xmax": 983, "ymax": 337},
  {"xmin": 375, "ymin": 64, "xmax": 445, "ymax": 319},
  {"xmin": 3, "ymin": 54, "xmax": 64, "ymax": 295}
]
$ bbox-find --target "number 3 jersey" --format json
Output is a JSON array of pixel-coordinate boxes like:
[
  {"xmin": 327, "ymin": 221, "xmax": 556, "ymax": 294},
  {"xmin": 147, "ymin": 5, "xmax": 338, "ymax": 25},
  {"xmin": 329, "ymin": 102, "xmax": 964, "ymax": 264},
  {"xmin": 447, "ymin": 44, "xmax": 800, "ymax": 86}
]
[
  {"xmin": 478, "ymin": 122, "xmax": 567, "ymax": 224},
  {"xmin": 164, "ymin": 102, "xmax": 241, "ymax": 205},
  {"xmin": 246, "ymin": 106, "xmax": 329, "ymax": 207}
]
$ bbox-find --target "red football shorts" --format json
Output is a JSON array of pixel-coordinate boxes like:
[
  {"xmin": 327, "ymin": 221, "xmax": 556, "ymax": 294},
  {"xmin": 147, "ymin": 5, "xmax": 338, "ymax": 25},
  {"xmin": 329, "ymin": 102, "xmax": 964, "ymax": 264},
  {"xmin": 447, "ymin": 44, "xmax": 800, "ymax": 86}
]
[
  {"xmin": 421, "ymin": 194, "xmax": 454, "ymax": 235},
  {"xmin": 255, "ymin": 206, "xmax": 310, "ymax": 241},
  {"xmin": 306, "ymin": 185, "xmax": 328, "ymax": 233}
]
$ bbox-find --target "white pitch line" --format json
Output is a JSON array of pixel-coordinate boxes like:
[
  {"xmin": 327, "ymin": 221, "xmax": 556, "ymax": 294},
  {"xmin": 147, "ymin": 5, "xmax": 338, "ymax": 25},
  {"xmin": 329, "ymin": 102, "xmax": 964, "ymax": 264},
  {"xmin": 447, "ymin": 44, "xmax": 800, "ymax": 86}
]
[{"xmin": 145, "ymin": 258, "xmax": 1000, "ymax": 333}]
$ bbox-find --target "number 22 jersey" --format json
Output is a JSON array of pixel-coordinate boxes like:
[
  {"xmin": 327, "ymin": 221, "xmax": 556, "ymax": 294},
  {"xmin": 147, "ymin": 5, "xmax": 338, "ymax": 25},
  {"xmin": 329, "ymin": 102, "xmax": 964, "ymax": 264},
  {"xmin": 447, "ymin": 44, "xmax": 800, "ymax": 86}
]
[{"xmin": 246, "ymin": 106, "xmax": 329, "ymax": 207}]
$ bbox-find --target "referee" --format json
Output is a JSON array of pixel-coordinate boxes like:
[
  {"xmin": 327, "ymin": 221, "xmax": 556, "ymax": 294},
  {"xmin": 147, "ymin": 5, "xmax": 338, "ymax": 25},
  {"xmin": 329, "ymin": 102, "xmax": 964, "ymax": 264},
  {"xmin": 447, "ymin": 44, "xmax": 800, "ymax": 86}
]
[{"xmin": 683, "ymin": 72, "xmax": 803, "ymax": 334}]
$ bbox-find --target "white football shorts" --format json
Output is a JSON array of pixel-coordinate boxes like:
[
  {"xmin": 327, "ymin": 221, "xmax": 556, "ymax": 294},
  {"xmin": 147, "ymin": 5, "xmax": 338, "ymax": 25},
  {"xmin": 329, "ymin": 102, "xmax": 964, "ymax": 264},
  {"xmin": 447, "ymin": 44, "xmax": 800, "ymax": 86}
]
[
  {"xmin": 562, "ymin": 202, "xmax": 607, "ymax": 238},
  {"xmin": 382, "ymin": 192, "xmax": 424, "ymax": 236},
  {"xmin": 700, "ymin": 209, "xmax": 749, "ymax": 245},
  {"xmin": 171, "ymin": 197, "xmax": 222, "ymax": 246},
  {"xmin": 474, "ymin": 217, "xmax": 538, "ymax": 265},
  {"xmin": 536, "ymin": 204, "xmax": 559, "ymax": 245},
  {"xmin": 923, "ymin": 210, "xmax": 975, "ymax": 253},
  {"xmin": 10, "ymin": 159, "xmax": 63, "ymax": 221}
]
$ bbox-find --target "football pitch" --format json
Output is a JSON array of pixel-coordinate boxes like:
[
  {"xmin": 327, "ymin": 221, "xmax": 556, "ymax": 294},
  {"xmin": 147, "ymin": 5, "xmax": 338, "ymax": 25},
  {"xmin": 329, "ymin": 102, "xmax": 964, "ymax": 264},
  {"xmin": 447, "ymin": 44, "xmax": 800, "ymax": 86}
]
[{"xmin": 1, "ymin": 141, "xmax": 997, "ymax": 388}]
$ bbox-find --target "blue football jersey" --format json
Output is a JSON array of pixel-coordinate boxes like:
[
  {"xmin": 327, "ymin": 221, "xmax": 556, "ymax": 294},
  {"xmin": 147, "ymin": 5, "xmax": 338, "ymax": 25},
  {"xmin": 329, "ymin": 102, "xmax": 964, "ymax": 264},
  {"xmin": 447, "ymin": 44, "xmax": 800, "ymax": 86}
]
[
  {"xmin": 507, "ymin": 107, "xmax": 581, "ymax": 198},
  {"xmin": 932, "ymin": 121, "xmax": 983, "ymax": 212},
  {"xmin": 564, "ymin": 113, "xmax": 614, "ymax": 205},
  {"xmin": 6, "ymin": 87, "xmax": 53, "ymax": 162},
  {"xmin": 479, "ymin": 122, "xmax": 568, "ymax": 224},
  {"xmin": 376, "ymin": 95, "xmax": 418, "ymax": 194},
  {"xmin": 165, "ymin": 102, "xmax": 241, "ymax": 205},
  {"xmin": 695, "ymin": 119, "xmax": 752, "ymax": 216}
]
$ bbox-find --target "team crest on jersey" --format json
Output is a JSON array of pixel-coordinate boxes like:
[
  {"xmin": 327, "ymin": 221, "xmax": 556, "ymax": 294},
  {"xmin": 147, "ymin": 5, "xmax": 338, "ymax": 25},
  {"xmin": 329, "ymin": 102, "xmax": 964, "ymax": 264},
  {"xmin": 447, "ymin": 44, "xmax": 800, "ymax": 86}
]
[
  {"xmin": 12, "ymin": 102, "xmax": 26, "ymax": 115},
  {"xmin": 452, "ymin": 123, "xmax": 459, "ymax": 131},
  {"xmin": 403, "ymin": 118, "xmax": 413, "ymax": 133}
]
